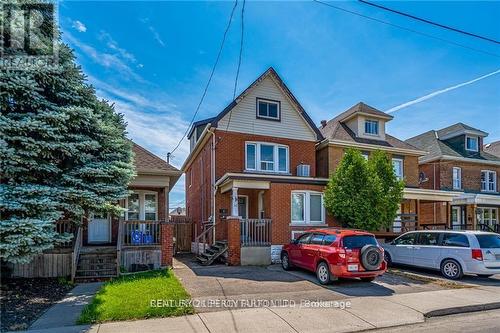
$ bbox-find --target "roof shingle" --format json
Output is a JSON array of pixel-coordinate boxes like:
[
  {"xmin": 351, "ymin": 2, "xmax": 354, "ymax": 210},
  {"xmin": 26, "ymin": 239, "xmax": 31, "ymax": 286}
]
[{"xmin": 132, "ymin": 142, "xmax": 180, "ymax": 174}]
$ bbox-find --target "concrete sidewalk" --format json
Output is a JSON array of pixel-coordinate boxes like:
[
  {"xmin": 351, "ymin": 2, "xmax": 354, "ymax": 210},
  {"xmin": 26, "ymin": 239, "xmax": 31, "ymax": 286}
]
[{"xmin": 14, "ymin": 285, "xmax": 500, "ymax": 333}]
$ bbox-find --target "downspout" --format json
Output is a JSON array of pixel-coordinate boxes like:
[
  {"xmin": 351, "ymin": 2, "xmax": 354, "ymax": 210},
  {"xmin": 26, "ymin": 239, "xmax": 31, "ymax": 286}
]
[{"xmin": 208, "ymin": 128, "xmax": 217, "ymax": 242}]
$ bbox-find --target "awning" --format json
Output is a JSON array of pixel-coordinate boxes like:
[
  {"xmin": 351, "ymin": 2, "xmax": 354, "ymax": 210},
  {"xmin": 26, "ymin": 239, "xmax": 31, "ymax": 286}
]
[
  {"xmin": 403, "ymin": 188, "xmax": 461, "ymax": 202},
  {"xmin": 452, "ymin": 193, "xmax": 500, "ymax": 206}
]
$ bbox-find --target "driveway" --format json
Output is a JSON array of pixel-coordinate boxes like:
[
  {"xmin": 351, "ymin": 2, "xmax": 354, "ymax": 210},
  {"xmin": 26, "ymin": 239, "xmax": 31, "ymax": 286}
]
[{"xmin": 173, "ymin": 254, "xmax": 448, "ymax": 313}]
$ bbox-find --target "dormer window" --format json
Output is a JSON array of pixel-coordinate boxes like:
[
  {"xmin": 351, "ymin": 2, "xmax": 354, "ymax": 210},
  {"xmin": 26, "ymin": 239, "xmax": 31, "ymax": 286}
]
[
  {"xmin": 364, "ymin": 120, "xmax": 379, "ymax": 135},
  {"xmin": 256, "ymin": 98, "xmax": 280, "ymax": 121},
  {"xmin": 466, "ymin": 136, "xmax": 478, "ymax": 151}
]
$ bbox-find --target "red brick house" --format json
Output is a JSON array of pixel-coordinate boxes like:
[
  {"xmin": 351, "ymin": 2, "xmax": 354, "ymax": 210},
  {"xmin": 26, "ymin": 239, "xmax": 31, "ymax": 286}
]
[
  {"xmin": 406, "ymin": 124, "xmax": 500, "ymax": 232},
  {"xmin": 316, "ymin": 102, "xmax": 457, "ymax": 235},
  {"xmin": 182, "ymin": 67, "xmax": 334, "ymax": 264}
]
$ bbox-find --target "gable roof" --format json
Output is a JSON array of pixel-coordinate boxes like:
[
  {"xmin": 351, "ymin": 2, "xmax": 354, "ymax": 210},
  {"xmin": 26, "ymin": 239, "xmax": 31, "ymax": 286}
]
[
  {"xmin": 320, "ymin": 102, "xmax": 421, "ymax": 153},
  {"xmin": 132, "ymin": 142, "xmax": 180, "ymax": 175},
  {"xmin": 187, "ymin": 67, "xmax": 323, "ymax": 141},
  {"xmin": 436, "ymin": 122, "xmax": 488, "ymax": 139},
  {"xmin": 405, "ymin": 129, "xmax": 500, "ymax": 163},
  {"xmin": 484, "ymin": 141, "xmax": 500, "ymax": 158}
]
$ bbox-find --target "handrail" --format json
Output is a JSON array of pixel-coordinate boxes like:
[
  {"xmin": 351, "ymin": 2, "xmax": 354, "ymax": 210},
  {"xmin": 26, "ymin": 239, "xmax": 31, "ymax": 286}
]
[
  {"xmin": 477, "ymin": 223, "xmax": 495, "ymax": 233},
  {"xmin": 116, "ymin": 220, "xmax": 123, "ymax": 276},
  {"xmin": 194, "ymin": 220, "xmax": 222, "ymax": 255},
  {"xmin": 71, "ymin": 226, "xmax": 82, "ymax": 282}
]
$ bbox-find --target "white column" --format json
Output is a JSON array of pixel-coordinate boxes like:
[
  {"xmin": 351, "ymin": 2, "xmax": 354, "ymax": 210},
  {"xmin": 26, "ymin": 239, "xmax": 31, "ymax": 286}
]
[{"xmin": 231, "ymin": 187, "xmax": 239, "ymax": 217}]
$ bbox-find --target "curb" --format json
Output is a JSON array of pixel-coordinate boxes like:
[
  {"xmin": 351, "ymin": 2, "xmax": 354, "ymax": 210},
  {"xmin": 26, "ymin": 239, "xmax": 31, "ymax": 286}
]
[{"xmin": 425, "ymin": 302, "xmax": 500, "ymax": 318}]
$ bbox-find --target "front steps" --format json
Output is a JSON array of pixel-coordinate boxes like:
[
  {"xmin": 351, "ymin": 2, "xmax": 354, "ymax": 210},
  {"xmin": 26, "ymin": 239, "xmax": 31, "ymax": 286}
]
[
  {"xmin": 75, "ymin": 246, "xmax": 117, "ymax": 282},
  {"xmin": 196, "ymin": 241, "xmax": 228, "ymax": 266}
]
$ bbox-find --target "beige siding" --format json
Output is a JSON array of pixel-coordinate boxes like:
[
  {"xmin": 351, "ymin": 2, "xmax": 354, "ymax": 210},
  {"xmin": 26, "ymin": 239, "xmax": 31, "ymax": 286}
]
[{"xmin": 218, "ymin": 76, "xmax": 317, "ymax": 141}]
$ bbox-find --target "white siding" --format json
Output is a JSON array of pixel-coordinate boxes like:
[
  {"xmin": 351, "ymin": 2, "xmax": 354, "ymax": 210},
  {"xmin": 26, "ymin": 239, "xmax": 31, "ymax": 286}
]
[{"xmin": 217, "ymin": 76, "xmax": 317, "ymax": 141}]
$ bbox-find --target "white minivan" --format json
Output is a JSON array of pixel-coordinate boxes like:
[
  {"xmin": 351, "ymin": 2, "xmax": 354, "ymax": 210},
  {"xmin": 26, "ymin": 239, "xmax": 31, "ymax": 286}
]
[{"xmin": 382, "ymin": 230, "xmax": 500, "ymax": 279}]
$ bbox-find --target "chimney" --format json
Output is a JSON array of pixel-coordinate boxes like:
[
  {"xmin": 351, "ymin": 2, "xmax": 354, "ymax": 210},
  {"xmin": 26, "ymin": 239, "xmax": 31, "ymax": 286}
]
[{"xmin": 320, "ymin": 120, "xmax": 327, "ymax": 128}]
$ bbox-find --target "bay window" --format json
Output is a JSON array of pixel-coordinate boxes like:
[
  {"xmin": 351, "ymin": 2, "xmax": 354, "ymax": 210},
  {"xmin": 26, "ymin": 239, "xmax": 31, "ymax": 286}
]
[
  {"xmin": 291, "ymin": 191, "xmax": 325, "ymax": 224},
  {"xmin": 245, "ymin": 142, "xmax": 289, "ymax": 173},
  {"xmin": 125, "ymin": 191, "xmax": 158, "ymax": 220},
  {"xmin": 481, "ymin": 170, "xmax": 497, "ymax": 192}
]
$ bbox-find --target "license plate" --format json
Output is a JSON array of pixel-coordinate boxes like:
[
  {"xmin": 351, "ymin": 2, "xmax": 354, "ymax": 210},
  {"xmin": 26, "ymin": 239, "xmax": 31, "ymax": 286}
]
[{"xmin": 347, "ymin": 264, "xmax": 358, "ymax": 272}]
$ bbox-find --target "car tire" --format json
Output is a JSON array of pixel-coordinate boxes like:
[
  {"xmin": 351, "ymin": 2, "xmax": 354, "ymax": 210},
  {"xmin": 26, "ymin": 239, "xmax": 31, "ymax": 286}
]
[
  {"xmin": 440, "ymin": 259, "xmax": 464, "ymax": 280},
  {"xmin": 384, "ymin": 251, "xmax": 392, "ymax": 267},
  {"xmin": 316, "ymin": 261, "xmax": 332, "ymax": 285},
  {"xmin": 360, "ymin": 245, "xmax": 384, "ymax": 271},
  {"xmin": 281, "ymin": 252, "xmax": 293, "ymax": 271},
  {"xmin": 478, "ymin": 274, "xmax": 493, "ymax": 278},
  {"xmin": 360, "ymin": 277, "xmax": 376, "ymax": 282}
]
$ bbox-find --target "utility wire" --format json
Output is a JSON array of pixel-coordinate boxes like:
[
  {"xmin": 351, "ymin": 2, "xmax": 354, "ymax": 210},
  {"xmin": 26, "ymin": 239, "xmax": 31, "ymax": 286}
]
[
  {"xmin": 225, "ymin": 0, "xmax": 246, "ymax": 132},
  {"xmin": 359, "ymin": 0, "xmax": 500, "ymax": 45},
  {"xmin": 169, "ymin": 0, "xmax": 239, "ymax": 156},
  {"xmin": 313, "ymin": 0, "xmax": 500, "ymax": 59}
]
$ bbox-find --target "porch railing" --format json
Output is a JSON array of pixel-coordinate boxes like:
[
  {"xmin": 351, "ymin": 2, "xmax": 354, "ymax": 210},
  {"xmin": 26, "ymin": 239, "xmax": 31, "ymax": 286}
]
[
  {"xmin": 70, "ymin": 226, "xmax": 82, "ymax": 282},
  {"xmin": 55, "ymin": 220, "xmax": 75, "ymax": 248},
  {"xmin": 121, "ymin": 220, "xmax": 162, "ymax": 247},
  {"xmin": 392, "ymin": 214, "xmax": 417, "ymax": 233},
  {"xmin": 241, "ymin": 219, "xmax": 272, "ymax": 247},
  {"xmin": 194, "ymin": 220, "xmax": 219, "ymax": 255}
]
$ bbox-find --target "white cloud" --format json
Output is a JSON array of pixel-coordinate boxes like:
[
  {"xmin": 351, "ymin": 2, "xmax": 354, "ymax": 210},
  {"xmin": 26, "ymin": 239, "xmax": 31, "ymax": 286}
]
[
  {"xmin": 98, "ymin": 31, "xmax": 136, "ymax": 63},
  {"xmin": 141, "ymin": 18, "xmax": 166, "ymax": 47},
  {"xmin": 72, "ymin": 20, "xmax": 87, "ymax": 33},
  {"xmin": 387, "ymin": 69, "xmax": 500, "ymax": 113}
]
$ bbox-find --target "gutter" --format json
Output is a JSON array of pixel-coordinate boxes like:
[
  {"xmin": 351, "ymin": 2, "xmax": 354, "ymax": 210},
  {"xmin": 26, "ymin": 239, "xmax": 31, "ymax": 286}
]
[{"xmin": 419, "ymin": 155, "xmax": 500, "ymax": 166}]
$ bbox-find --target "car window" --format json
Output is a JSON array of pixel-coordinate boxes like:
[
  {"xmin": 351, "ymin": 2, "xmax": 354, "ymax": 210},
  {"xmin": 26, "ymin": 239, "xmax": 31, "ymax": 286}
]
[
  {"xmin": 297, "ymin": 233, "xmax": 311, "ymax": 244},
  {"xmin": 416, "ymin": 232, "xmax": 440, "ymax": 246},
  {"xmin": 476, "ymin": 234, "xmax": 500, "ymax": 248},
  {"xmin": 442, "ymin": 233, "xmax": 470, "ymax": 248},
  {"xmin": 310, "ymin": 234, "xmax": 325, "ymax": 245},
  {"xmin": 394, "ymin": 233, "xmax": 417, "ymax": 245},
  {"xmin": 343, "ymin": 235, "xmax": 377, "ymax": 249},
  {"xmin": 323, "ymin": 234, "xmax": 337, "ymax": 245}
]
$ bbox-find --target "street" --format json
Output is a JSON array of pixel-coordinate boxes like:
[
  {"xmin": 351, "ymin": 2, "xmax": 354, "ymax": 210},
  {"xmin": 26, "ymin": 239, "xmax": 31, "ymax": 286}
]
[{"xmin": 372, "ymin": 309, "xmax": 500, "ymax": 333}]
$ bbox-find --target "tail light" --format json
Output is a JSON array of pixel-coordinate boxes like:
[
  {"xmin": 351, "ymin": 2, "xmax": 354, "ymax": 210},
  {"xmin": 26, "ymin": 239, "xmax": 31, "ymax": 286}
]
[
  {"xmin": 471, "ymin": 249, "xmax": 483, "ymax": 261},
  {"xmin": 338, "ymin": 248, "xmax": 346, "ymax": 261}
]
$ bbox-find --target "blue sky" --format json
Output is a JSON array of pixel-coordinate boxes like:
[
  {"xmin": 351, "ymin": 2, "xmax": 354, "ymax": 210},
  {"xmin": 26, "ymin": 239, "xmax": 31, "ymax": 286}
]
[{"xmin": 59, "ymin": 1, "xmax": 500, "ymax": 209}]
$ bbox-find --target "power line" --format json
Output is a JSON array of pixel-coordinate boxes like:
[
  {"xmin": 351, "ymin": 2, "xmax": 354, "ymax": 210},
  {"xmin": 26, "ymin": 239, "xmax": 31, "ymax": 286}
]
[
  {"xmin": 169, "ymin": 0, "xmax": 239, "ymax": 156},
  {"xmin": 225, "ymin": 0, "xmax": 246, "ymax": 132},
  {"xmin": 312, "ymin": 0, "xmax": 500, "ymax": 59},
  {"xmin": 358, "ymin": 0, "xmax": 500, "ymax": 45}
]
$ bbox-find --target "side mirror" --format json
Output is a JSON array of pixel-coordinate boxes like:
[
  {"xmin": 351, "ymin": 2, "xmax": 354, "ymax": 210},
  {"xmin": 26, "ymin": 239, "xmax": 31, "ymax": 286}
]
[{"xmin": 291, "ymin": 239, "xmax": 298, "ymax": 244}]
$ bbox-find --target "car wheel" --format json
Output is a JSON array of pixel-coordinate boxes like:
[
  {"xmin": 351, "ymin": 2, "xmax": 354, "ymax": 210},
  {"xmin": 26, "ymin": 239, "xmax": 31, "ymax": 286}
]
[
  {"xmin": 360, "ymin": 277, "xmax": 375, "ymax": 282},
  {"xmin": 478, "ymin": 274, "xmax": 493, "ymax": 278},
  {"xmin": 316, "ymin": 262, "xmax": 332, "ymax": 285},
  {"xmin": 281, "ymin": 252, "xmax": 292, "ymax": 271},
  {"xmin": 360, "ymin": 245, "xmax": 384, "ymax": 271},
  {"xmin": 440, "ymin": 259, "xmax": 463, "ymax": 280},
  {"xmin": 384, "ymin": 252, "xmax": 392, "ymax": 267}
]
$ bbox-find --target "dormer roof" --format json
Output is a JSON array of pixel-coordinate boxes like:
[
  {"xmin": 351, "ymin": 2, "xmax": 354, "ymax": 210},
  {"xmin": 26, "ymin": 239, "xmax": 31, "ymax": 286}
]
[{"xmin": 436, "ymin": 122, "xmax": 488, "ymax": 140}]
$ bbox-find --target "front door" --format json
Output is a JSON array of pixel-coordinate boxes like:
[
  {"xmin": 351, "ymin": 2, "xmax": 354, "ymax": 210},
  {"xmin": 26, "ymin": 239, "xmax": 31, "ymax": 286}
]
[
  {"xmin": 451, "ymin": 206, "xmax": 462, "ymax": 230},
  {"xmin": 238, "ymin": 196, "xmax": 248, "ymax": 219},
  {"xmin": 88, "ymin": 212, "xmax": 110, "ymax": 243}
]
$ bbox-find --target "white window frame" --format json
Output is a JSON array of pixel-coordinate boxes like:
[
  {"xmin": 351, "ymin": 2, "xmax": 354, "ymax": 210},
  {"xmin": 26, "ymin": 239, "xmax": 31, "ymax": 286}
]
[
  {"xmin": 481, "ymin": 170, "xmax": 497, "ymax": 192},
  {"xmin": 256, "ymin": 98, "xmax": 280, "ymax": 120},
  {"xmin": 291, "ymin": 191, "xmax": 325, "ymax": 225},
  {"xmin": 364, "ymin": 119, "xmax": 379, "ymax": 135},
  {"xmin": 452, "ymin": 167, "xmax": 462, "ymax": 190},
  {"xmin": 465, "ymin": 135, "xmax": 479, "ymax": 152},
  {"xmin": 245, "ymin": 141, "xmax": 289, "ymax": 173},
  {"xmin": 392, "ymin": 158, "xmax": 404, "ymax": 180},
  {"xmin": 125, "ymin": 190, "xmax": 158, "ymax": 220}
]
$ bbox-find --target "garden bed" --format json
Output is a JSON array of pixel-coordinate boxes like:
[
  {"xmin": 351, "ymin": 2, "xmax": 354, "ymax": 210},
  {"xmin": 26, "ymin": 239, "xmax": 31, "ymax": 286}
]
[
  {"xmin": 0, "ymin": 278, "xmax": 73, "ymax": 332},
  {"xmin": 78, "ymin": 269, "xmax": 193, "ymax": 323}
]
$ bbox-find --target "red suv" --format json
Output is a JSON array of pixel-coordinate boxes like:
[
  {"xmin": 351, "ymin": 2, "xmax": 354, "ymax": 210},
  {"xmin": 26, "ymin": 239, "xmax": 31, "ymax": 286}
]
[{"xmin": 281, "ymin": 229, "xmax": 386, "ymax": 284}]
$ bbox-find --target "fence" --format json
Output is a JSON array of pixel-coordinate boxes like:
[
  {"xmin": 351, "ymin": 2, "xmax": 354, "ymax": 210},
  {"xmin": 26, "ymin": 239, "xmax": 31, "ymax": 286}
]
[
  {"xmin": 240, "ymin": 219, "xmax": 272, "ymax": 247},
  {"xmin": 121, "ymin": 220, "xmax": 162, "ymax": 246}
]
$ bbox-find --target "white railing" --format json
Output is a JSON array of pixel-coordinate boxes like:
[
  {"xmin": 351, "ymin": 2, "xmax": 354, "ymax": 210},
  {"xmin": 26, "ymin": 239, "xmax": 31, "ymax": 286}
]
[
  {"xmin": 71, "ymin": 226, "xmax": 82, "ymax": 282},
  {"xmin": 240, "ymin": 219, "xmax": 272, "ymax": 247}
]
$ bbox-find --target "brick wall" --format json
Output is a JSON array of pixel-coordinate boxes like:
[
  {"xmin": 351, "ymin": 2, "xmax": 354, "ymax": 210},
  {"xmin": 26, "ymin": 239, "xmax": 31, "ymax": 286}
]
[
  {"xmin": 160, "ymin": 223, "xmax": 174, "ymax": 266},
  {"xmin": 227, "ymin": 217, "xmax": 241, "ymax": 265}
]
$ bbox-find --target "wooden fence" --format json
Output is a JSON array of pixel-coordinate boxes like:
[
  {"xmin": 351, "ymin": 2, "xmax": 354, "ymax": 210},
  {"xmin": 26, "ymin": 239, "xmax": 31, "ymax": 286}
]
[{"xmin": 10, "ymin": 252, "xmax": 72, "ymax": 278}]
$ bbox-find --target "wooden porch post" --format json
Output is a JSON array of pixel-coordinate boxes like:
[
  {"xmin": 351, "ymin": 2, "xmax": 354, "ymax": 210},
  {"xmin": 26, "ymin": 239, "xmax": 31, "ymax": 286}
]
[
  {"xmin": 416, "ymin": 199, "xmax": 420, "ymax": 230},
  {"xmin": 446, "ymin": 202, "xmax": 451, "ymax": 229}
]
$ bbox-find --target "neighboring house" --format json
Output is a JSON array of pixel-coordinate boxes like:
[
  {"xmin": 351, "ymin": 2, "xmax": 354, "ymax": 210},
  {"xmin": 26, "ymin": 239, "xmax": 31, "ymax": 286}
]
[
  {"xmin": 182, "ymin": 67, "xmax": 334, "ymax": 264},
  {"xmin": 11, "ymin": 142, "xmax": 181, "ymax": 280},
  {"xmin": 484, "ymin": 140, "xmax": 500, "ymax": 158},
  {"xmin": 170, "ymin": 207, "xmax": 186, "ymax": 216},
  {"xmin": 406, "ymin": 123, "xmax": 500, "ymax": 232},
  {"xmin": 317, "ymin": 102, "xmax": 457, "ymax": 234}
]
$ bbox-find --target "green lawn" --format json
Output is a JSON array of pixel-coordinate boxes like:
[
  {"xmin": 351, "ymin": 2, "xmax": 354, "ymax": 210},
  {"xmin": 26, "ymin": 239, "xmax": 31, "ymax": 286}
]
[{"xmin": 78, "ymin": 269, "xmax": 194, "ymax": 323}]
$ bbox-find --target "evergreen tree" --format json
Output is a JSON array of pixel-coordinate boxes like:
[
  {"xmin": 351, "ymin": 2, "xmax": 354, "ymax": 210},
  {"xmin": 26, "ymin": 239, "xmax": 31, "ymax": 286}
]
[{"xmin": 0, "ymin": 4, "xmax": 134, "ymax": 263}]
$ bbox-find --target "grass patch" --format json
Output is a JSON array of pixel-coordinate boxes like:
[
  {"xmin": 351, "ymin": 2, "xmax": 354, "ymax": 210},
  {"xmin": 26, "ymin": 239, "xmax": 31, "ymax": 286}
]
[
  {"xmin": 388, "ymin": 268, "xmax": 471, "ymax": 289},
  {"xmin": 78, "ymin": 269, "xmax": 194, "ymax": 324}
]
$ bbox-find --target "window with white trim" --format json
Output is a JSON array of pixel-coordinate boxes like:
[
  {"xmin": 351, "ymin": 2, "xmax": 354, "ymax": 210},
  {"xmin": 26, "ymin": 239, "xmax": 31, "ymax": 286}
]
[
  {"xmin": 466, "ymin": 136, "xmax": 478, "ymax": 151},
  {"xmin": 481, "ymin": 170, "xmax": 497, "ymax": 192},
  {"xmin": 364, "ymin": 120, "xmax": 379, "ymax": 135},
  {"xmin": 392, "ymin": 158, "xmax": 404, "ymax": 180},
  {"xmin": 452, "ymin": 167, "xmax": 461, "ymax": 190},
  {"xmin": 125, "ymin": 191, "xmax": 158, "ymax": 220},
  {"xmin": 245, "ymin": 142, "xmax": 289, "ymax": 173},
  {"xmin": 291, "ymin": 191, "xmax": 325, "ymax": 224},
  {"xmin": 257, "ymin": 98, "xmax": 280, "ymax": 120}
]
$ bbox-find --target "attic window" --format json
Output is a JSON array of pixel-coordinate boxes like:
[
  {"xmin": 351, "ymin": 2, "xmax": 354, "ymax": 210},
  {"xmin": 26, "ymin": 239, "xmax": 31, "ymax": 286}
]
[
  {"xmin": 364, "ymin": 120, "xmax": 379, "ymax": 135},
  {"xmin": 257, "ymin": 98, "xmax": 280, "ymax": 121},
  {"xmin": 466, "ymin": 136, "xmax": 478, "ymax": 152}
]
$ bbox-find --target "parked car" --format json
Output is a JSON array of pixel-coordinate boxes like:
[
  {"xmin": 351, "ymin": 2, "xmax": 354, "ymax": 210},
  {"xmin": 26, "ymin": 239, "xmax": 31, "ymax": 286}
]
[
  {"xmin": 382, "ymin": 230, "xmax": 500, "ymax": 280},
  {"xmin": 281, "ymin": 229, "xmax": 386, "ymax": 284}
]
